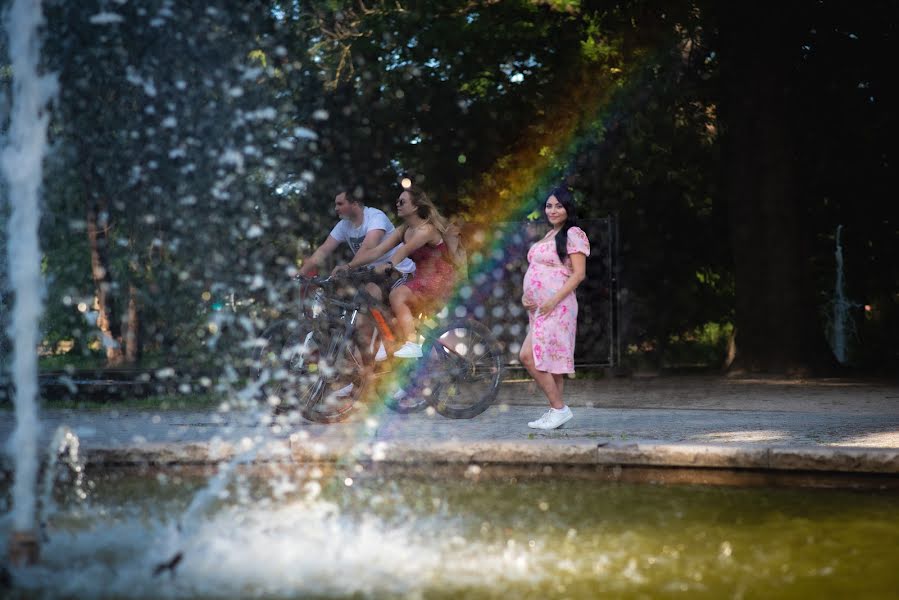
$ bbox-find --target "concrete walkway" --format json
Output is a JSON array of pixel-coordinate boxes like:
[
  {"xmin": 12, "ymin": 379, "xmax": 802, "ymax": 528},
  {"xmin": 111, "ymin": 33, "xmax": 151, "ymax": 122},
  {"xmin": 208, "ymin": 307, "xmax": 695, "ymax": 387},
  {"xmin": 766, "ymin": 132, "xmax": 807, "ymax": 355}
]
[{"xmin": 2, "ymin": 376, "xmax": 898, "ymax": 478}]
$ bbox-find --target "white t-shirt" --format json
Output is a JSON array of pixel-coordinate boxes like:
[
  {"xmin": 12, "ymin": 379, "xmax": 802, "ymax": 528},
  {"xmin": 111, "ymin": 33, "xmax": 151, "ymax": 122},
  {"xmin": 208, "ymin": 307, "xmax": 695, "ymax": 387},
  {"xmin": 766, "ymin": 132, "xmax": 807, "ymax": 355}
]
[{"xmin": 329, "ymin": 206, "xmax": 415, "ymax": 274}]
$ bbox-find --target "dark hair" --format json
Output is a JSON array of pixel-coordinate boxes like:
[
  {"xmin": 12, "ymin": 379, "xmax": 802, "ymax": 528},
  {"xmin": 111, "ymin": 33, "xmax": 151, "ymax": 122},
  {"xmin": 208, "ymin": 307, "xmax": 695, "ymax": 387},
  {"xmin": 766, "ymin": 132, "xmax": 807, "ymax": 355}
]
[
  {"xmin": 546, "ymin": 185, "xmax": 578, "ymax": 263},
  {"xmin": 340, "ymin": 183, "xmax": 365, "ymax": 205}
]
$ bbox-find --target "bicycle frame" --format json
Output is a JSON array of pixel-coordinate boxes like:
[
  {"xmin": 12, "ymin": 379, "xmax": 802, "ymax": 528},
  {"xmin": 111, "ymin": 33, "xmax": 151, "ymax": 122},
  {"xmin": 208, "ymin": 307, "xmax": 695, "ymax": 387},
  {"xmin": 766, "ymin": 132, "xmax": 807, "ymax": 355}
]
[
  {"xmin": 287, "ymin": 271, "xmax": 504, "ymax": 419},
  {"xmin": 302, "ymin": 273, "xmax": 482, "ymax": 369},
  {"xmin": 300, "ymin": 272, "xmax": 398, "ymax": 363}
]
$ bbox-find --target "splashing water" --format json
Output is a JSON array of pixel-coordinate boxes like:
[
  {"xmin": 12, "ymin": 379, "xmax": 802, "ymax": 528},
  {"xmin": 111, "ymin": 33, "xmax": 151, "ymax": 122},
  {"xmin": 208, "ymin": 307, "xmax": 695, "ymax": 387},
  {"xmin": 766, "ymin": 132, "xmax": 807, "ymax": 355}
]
[
  {"xmin": 157, "ymin": 437, "xmax": 264, "ymax": 567},
  {"xmin": 827, "ymin": 225, "xmax": 860, "ymax": 365},
  {"xmin": 1, "ymin": 0, "xmax": 58, "ymax": 534},
  {"xmin": 39, "ymin": 427, "xmax": 88, "ymax": 522},
  {"xmin": 10, "ymin": 493, "xmax": 539, "ymax": 599},
  {"xmin": 4, "ymin": 472, "xmax": 898, "ymax": 598}
]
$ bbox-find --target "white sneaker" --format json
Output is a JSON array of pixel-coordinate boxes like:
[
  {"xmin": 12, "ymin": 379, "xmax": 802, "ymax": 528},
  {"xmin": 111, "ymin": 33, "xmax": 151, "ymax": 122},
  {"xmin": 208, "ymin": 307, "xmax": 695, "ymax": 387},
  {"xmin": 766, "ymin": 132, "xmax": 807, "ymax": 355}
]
[
  {"xmin": 375, "ymin": 342, "xmax": 388, "ymax": 362},
  {"xmin": 528, "ymin": 406, "xmax": 573, "ymax": 430},
  {"xmin": 333, "ymin": 382, "xmax": 355, "ymax": 398},
  {"xmin": 393, "ymin": 341, "xmax": 423, "ymax": 359}
]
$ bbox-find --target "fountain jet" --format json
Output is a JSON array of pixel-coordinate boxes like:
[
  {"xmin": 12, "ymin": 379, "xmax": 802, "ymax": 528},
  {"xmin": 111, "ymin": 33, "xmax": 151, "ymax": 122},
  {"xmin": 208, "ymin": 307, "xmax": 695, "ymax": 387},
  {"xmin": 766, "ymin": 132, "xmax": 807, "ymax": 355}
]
[{"xmin": 2, "ymin": 0, "xmax": 57, "ymax": 565}]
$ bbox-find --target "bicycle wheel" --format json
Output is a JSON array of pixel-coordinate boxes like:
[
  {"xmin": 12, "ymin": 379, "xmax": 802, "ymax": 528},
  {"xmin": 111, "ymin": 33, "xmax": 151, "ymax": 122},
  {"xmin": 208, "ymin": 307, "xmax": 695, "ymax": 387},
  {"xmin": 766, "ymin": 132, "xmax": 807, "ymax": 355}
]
[
  {"xmin": 381, "ymin": 359, "xmax": 432, "ymax": 413},
  {"xmin": 421, "ymin": 318, "xmax": 504, "ymax": 419},
  {"xmin": 256, "ymin": 318, "xmax": 313, "ymax": 412},
  {"xmin": 256, "ymin": 319, "xmax": 365, "ymax": 423}
]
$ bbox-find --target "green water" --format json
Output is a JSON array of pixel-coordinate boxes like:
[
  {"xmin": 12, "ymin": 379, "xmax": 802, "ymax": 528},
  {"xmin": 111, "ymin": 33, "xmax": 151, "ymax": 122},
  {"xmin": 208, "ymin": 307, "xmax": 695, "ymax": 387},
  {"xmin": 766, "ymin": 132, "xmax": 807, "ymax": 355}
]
[
  {"xmin": 3, "ymin": 468, "xmax": 898, "ymax": 599},
  {"xmin": 340, "ymin": 475, "xmax": 899, "ymax": 599}
]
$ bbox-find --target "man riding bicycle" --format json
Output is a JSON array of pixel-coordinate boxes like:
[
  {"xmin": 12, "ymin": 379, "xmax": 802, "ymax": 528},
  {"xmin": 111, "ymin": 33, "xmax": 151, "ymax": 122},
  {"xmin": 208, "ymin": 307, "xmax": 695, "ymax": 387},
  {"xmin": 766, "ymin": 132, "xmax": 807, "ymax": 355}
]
[
  {"xmin": 298, "ymin": 185, "xmax": 414, "ymax": 361},
  {"xmin": 269, "ymin": 186, "xmax": 500, "ymax": 421}
]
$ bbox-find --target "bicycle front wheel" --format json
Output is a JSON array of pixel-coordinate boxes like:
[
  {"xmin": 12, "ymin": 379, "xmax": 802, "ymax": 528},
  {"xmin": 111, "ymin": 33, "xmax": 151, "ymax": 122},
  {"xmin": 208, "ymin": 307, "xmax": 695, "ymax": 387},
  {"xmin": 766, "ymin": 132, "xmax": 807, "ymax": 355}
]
[
  {"xmin": 300, "ymin": 327, "xmax": 368, "ymax": 423},
  {"xmin": 421, "ymin": 318, "xmax": 504, "ymax": 419},
  {"xmin": 257, "ymin": 319, "xmax": 365, "ymax": 423}
]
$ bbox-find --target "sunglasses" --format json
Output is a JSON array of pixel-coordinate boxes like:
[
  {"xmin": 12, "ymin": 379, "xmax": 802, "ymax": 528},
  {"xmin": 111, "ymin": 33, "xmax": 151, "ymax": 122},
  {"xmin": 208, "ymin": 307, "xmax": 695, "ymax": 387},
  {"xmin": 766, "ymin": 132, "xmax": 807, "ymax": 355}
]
[{"xmin": 396, "ymin": 199, "xmax": 407, "ymax": 206}]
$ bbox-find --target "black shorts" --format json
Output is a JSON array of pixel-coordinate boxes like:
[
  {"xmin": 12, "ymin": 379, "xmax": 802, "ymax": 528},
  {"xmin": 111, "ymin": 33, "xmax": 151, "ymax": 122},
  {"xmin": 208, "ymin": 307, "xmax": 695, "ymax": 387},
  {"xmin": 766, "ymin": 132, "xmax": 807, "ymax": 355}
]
[
  {"xmin": 390, "ymin": 269, "xmax": 413, "ymax": 291},
  {"xmin": 364, "ymin": 266, "xmax": 413, "ymax": 301}
]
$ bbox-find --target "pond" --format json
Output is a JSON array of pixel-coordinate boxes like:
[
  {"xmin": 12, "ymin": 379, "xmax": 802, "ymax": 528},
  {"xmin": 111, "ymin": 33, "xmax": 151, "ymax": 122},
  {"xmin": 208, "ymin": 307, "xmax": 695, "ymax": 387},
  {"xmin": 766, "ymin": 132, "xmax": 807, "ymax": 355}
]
[
  {"xmin": 2, "ymin": 3, "xmax": 898, "ymax": 599},
  {"xmin": 2, "ymin": 467, "xmax": 897, "ymax": 599}
]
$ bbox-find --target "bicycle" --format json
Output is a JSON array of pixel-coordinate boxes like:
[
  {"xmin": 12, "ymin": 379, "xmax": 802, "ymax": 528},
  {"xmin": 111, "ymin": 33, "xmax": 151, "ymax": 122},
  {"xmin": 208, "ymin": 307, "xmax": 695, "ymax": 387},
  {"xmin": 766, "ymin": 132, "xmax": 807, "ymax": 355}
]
[{"xmin": 254, "ymin": 268, "xmax": 504, "ymax": 423}]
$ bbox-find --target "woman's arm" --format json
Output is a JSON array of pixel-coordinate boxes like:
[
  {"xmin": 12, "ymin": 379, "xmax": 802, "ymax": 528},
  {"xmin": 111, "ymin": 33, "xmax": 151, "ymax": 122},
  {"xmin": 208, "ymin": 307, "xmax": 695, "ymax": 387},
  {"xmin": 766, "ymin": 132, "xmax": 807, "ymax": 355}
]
[
  {"xmin": 536, "ymin": 252, "xmax": 587, "ymax": 316},
  {"xmin": 349, "ymin": 227, "xmax": 404, "ymax": 268},
  {"xmin": 390, "ymin": 225, "xmax": 434, "ymax": 264},
  {"xmin": 372, "ymin": 225, "xmax": 436, "ymax": 272}
]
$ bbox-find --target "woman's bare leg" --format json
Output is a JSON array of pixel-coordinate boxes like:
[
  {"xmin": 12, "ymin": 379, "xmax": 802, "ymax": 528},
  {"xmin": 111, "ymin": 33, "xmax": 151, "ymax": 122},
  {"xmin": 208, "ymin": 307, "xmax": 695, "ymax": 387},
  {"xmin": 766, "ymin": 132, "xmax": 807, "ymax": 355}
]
[
  {"xmin": 389, "ymin": 285, "xmax": 419, "ymax": 342},
  {"xmin": 552, "ymin": 374, "xmax": 565, "ymax": 403},
  {"xmin": 519, "ymin": 331, "xmax": 564, "ymax": 409}
]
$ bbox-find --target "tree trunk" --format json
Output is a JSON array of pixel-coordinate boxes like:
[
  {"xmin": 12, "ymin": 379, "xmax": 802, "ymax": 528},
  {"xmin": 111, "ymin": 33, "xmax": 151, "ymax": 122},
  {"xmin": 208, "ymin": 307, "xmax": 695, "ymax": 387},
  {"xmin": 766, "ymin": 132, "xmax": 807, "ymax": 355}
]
[
  {"xmin": 124, "ymin": 283, "xmax": 140, "ymax": 364},
  {"xmin": 717, "ymin": 3, "xmax": 835, "ymax": 374},
  {"xmin": 86, "ymin": 195, "xmax": 124, "ymax": 366}
]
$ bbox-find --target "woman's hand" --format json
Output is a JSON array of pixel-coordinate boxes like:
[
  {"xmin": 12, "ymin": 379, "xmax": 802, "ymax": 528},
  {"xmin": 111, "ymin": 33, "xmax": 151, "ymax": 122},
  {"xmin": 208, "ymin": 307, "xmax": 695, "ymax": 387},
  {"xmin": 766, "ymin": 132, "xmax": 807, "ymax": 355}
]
[
  {"xmin": 522, "ymin": 296, "xmax": 536, "ymax": 311},
  {"xmin": 536, "ymin": 299, "xmax": 558, "ymax": 317},
  {"xmin": 373, "ymin": 262, "xmax": 392, "ymax": 275}
]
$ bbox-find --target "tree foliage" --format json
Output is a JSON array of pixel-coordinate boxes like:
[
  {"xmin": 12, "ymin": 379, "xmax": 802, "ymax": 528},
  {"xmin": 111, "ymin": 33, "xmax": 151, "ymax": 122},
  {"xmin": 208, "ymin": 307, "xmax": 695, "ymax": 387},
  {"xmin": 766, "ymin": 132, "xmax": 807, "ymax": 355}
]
[{"xmin": 1, "ymin": 0, "xmax": 894, "ymax": 376}]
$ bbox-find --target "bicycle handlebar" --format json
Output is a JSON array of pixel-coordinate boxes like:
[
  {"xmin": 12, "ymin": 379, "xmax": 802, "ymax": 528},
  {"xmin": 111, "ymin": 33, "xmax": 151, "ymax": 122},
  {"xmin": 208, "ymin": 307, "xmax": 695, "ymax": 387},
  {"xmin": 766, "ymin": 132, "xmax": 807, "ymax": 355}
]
[
  {"xmin": 294, "ymin": 273, "xmax": 340, "ymax": 286},
  {"xmin": 343, "ymin": 266, "xmax": 394, "ymax": 283},
  {"xmin": 296, "ymin": 266, "xmax": 392, "ymax": 286}
]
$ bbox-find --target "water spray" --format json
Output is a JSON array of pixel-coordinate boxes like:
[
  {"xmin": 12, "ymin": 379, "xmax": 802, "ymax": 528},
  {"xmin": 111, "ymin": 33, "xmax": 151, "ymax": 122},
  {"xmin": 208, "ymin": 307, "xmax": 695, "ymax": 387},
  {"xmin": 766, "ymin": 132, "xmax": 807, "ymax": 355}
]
[
  {"xmin": 1, "ymin": 0, "xmax": 57, "ymax": 565},
  {"xmin": 827, "ymin": 225, "xmax": 861, "ymax": 365}
]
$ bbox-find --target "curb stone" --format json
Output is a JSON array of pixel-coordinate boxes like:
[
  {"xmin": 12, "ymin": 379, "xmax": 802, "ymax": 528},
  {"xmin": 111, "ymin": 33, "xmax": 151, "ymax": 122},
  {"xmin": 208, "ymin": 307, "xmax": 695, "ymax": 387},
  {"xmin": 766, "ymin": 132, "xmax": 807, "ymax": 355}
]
[{"xmin": 26, "ymin": 440, "xmax": 896, "ymax": 476}]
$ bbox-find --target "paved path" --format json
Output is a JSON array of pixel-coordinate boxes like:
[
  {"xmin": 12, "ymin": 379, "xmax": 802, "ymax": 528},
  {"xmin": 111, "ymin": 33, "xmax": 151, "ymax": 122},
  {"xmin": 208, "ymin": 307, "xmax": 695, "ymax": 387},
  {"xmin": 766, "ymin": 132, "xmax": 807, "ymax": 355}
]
[
  {"xmin": 6, "ymin": 402, "xmax": 894, "ymax": 449},
  {"xmin": 4, "ymin": 376, "xmax": 897, "ymax": 445},
  {"xmin": 2, "ymin": 376, "xmax": 898, "ymax": 476}
]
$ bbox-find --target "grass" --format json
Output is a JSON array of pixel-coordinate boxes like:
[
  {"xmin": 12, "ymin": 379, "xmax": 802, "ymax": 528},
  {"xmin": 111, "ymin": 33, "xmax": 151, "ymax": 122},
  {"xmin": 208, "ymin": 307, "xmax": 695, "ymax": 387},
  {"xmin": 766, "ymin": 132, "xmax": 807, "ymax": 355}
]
[
  {"xmin": 616, "ymin": 321, "xmax": 733, "ymax": 373},
  {"xmin": 36, "ymin": 353, "xmax": 197, "ymax": 372},
  {"xmin": 37, "ymin": 353, "xmax": 107, "ymax": 371}
]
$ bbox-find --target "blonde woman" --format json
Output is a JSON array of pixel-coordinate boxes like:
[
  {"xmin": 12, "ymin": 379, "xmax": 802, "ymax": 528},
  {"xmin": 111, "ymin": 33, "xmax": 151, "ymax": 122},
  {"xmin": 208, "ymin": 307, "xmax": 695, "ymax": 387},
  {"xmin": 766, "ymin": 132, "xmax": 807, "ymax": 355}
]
[{"xmin": 355, "ymin": 186, "xmax": 458, "ymax": 358}]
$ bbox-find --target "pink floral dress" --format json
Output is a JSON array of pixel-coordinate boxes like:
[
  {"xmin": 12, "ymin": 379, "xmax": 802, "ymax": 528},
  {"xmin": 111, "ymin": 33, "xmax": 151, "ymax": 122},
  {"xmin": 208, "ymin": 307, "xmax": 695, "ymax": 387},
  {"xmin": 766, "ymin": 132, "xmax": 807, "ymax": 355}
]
[{"xmin": 522, "ymin": 227, "xmax": 590, "ymax": 373}]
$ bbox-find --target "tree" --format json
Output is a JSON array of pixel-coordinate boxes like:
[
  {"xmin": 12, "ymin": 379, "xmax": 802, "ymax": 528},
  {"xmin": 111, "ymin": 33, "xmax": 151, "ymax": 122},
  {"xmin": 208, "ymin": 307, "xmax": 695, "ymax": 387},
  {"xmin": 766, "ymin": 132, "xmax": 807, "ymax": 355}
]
[
  {"xmin": 41, "ymin": 0, "xmax": 314, "ymax": 367},
  {"xmin": 713, "ymin": 0, "xmax": 898, "ymax": 372},
  {"xmin": 25, "ymin": 0, "xmax": 898, "ymax": 378}
]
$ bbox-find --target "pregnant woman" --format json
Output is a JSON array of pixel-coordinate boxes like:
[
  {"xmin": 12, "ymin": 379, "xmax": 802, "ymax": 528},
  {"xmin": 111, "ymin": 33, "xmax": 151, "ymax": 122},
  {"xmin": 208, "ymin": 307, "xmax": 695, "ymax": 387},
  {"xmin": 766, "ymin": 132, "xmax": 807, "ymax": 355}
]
[{"xmin": 520, "ymin": 186, "xmax": 590, "ymax": 430}]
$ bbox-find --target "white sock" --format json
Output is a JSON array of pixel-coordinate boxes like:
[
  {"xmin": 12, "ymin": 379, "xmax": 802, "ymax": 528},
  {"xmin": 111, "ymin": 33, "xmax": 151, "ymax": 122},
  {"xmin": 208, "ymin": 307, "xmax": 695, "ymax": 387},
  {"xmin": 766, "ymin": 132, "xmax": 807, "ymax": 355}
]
[{"xmin": 552, "ymin": 405, "xmax": 568, "ymax": 413}]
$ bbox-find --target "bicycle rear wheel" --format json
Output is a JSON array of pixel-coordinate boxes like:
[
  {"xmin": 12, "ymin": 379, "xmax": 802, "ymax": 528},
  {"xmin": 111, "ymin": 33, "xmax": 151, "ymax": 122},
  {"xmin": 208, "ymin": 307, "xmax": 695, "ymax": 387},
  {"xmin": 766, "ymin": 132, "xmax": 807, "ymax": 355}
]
[
  {"xmin": 421, "ymin": 318, "xmax": 503, "ymax": 419},
  {"xmin": 256, "ymin": 319, "xmax": 365, "ymax": 423},
  {"xmin": 380, "ymin": 359, "xmax": 434, "ymax": 413}
]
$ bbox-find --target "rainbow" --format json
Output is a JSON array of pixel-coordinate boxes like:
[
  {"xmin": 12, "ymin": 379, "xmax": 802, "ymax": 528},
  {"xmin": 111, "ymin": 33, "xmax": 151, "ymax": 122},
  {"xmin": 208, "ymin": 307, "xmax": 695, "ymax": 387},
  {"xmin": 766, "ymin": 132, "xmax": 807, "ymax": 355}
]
[{"xmin": 348, "ymin": 56, "xmax": 648, "ymax": 441}]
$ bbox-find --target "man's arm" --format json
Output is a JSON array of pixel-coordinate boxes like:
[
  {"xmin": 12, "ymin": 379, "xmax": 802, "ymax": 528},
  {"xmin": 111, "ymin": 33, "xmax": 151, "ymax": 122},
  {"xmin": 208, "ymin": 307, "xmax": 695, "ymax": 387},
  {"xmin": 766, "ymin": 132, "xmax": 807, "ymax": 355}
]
[
  {"xmin": 346, "ymin": 227, "xmax": 404, "ymax": 269},
  {"xmin": 299, "ymin": 235, "xmax": 341, "ymax": 276}
]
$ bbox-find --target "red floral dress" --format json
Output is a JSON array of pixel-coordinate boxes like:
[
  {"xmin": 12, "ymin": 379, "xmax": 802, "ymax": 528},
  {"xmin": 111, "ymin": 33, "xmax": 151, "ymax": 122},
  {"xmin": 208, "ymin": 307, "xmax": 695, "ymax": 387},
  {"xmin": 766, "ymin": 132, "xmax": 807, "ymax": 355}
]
[
  {"xmin": 405, "ymin": 241, "xmax": 455, "ymax": 302},
  {"xmin": 522, "ymin": 227, "xmax": 590, "ymax": 373}
]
